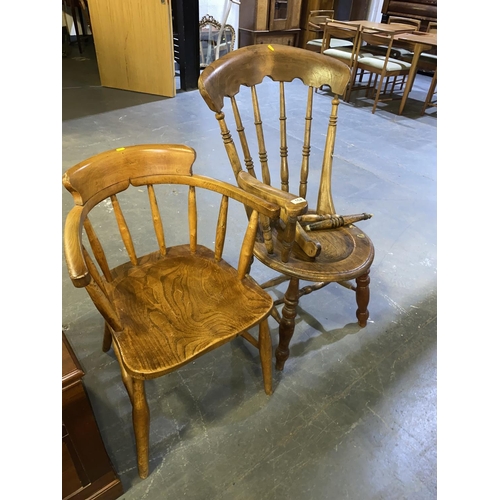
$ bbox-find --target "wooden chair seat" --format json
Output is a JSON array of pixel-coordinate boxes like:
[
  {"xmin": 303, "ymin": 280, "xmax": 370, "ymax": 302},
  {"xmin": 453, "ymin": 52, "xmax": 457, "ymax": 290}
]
[
  {"xmin": 307, "ymin": 37, "xmax": 353, "ymax": 51},
  {"xmin": 254, "ymin": 225, "xmax": 373, "ymax": 281},
  {"xmin": 109, "ymin": 245, "xmax": 274, "ymax": 377}
]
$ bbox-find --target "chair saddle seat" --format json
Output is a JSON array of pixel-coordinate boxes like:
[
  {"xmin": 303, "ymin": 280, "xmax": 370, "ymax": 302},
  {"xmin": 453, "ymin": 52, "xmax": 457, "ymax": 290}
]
[
  {"xmin": 108, "ymin": 245, "xmax": 273, "ymax": 378},
  {"xmin": 254, "ymin": 224, "xmax": 374, "ymax": 282}
]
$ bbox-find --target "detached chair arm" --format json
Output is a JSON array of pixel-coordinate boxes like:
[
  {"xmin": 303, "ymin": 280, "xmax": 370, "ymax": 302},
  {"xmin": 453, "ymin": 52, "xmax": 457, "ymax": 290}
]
[{"xmin": 237, "ymin": 172, "xmax": 321, "ymax": 261}]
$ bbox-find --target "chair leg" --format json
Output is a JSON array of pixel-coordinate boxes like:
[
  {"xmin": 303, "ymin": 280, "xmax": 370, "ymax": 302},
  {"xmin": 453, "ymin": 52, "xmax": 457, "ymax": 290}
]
[
  {"xmin": 258, "ymin": 319, "xmax": 273, "ymax": 395},
  {"xmin": 275, "ymin": 277, "xmax": 300, "ymax": 371},
  {"xmin": 132, "ymin": 378, "xmax": 150, "ymax": 479},
  {"xmin": 102, "ymin": 322, "xmax": 112, "ymax": 352},
  {"xmin": 113, "ymin": 341, "xmax": 149, "ymax": 478},
  {"xmin": 371, "ymin": 75, "xmax": 385, "ymax": 114},
  {"xmin": 355, "ymin": 271, "xmax": 370, "ymax": 327}
]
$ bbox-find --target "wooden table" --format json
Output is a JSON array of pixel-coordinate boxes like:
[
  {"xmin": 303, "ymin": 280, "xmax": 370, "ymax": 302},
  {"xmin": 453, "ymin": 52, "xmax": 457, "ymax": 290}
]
[
  {"xmin": 345, "ymin": 20, "xmax": 418, "ymax": 33},
  {"xmin": 393, "ymin": 31, "xmax": 437, "ymax": 114}
]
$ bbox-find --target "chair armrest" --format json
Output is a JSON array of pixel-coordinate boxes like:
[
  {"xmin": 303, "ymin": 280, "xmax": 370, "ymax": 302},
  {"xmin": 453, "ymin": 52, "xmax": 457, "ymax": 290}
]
[
  {"xmin": 64, "ymin": 206, "xmax": 90, "ymax": 288},
  {"xmin": 237, "ymin": 171, "xmax": 308, "ymax": 218},
  {"xmin": 237, "ymin": 172, "xmax": 321, "ymax": 260}
]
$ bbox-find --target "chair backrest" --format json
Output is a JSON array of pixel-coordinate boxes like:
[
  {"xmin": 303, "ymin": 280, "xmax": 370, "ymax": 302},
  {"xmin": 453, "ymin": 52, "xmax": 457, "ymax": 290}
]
[
  {"xmin": 387, "ymin": 16, "xmax": 421, "ymax": 30},
  {"xmin": 198, "ymin": 44, "xmax": 350, "ymax": 216},
  {"xmin": 356, "ymin": 26, "xmax": 396, "ymax": 63},
  {"xmin": 308, "ymin": 9, "xmax": 335, "ymax": 32},
  {"xmin": 321, "ymin": 20, "xmax": 361, "ymax": 66},
  {"xmin": 427, "ymin": 21, "xmax": 437, "ymax": 34},
  {"xmin": 63, "ymin": 144, "xmax": 280, "ymax": 330}
]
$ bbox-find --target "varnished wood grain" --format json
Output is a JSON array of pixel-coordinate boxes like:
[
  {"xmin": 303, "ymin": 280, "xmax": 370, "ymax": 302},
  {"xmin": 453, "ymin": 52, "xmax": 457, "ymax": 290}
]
[
  {"xmin": 63, "ymin": 144, "xmax": 280, "ymax": 479},
  {"xmin": 199, "ymin": 45, "xmax": 375, "ymax": 370}
]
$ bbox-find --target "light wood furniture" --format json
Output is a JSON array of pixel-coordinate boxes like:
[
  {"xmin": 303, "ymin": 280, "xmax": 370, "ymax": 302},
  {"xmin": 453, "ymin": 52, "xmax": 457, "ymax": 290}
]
[
  {"xmin": 421, "ymin": 67, "xmax": 436, "ymax": 114},
  {"xmin": 86, "ymin": 0, "xmax": 175, "ymax": 97},
  {"xmin": 392, "ymin": 31, "xmax": 437, "ymax": 114},
  {"xmin": 199, "ymin": 45, "xmax": 375, "ymax": 371},
  {"xmin": 387, "ymin": 16, "xmax": 421, "ymax": 30},
  {"xmin": 63, "ymin": 332, "xmax": 123, "ymax": 500},
  {"xmin": 299, "ymin": 0, "xmax": 334, "ymax": 48},
  {"xmin": 63, "ymin": 144, "xmax": 281, "ymax": 479},
  {"xmin": 238, "ymin": 0, "xmax": 304, "ymax": 47},
  {"xmin": 346, "ymin": 26, "xmax": 414, "ymax": 114},
  {"xmin": 319, "ymin": 20, "xmax": 369, "ymax": 97},
  {"xmin": 303, "ymin": 8, "xmax": 335, "ymax": 51}
]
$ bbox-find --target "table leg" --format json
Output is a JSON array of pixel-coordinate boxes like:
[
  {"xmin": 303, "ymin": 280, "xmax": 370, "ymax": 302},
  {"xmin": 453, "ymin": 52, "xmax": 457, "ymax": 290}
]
[{"xmin": 398, "ymin": 43, "xmax": 424, "ymax": 115}]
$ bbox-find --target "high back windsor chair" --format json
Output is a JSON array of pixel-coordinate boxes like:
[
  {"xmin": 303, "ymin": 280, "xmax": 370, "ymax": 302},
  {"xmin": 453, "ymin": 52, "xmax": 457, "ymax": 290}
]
[
  {"xmin": 63, "ymin": 144, "xmax": 281, "ymax": 478},
  {"xmin": 199, "ymin": 44, "xmax": 375, "ymax": 371}
]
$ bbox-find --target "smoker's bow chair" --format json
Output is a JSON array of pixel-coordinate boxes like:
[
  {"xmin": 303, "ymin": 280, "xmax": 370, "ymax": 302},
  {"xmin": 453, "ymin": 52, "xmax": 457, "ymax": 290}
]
[
  {"xmin": 63, "ymin": 144, "xmax": 281, "ymax": 478},
  {"xmin": 198, "ymin": 44, "xmax": 375, "ymax": 371}
]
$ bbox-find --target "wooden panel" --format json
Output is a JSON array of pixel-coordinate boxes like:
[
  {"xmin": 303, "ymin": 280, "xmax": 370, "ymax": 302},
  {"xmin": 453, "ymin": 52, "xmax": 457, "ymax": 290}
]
[
  {"xmin": 239, "ymin": 0, "xmax": 268, "ymax": 31},
  {"xmin": 239, "ymin": 29, "xmax": 298, "ymax": 47},
  {"xmin": 62, "ymin": 333, "xmax": 123, "ymax": 500},
  {"xmin": 87, "ymin": 0, "xmax": 175, "ymax": 97},
  {"xmin": 381, "ymin": 0, "xmax": 437, "ymax": 21},
  {"xmin": 62, "ymin": 439, "xmax": 86, "ymax": 498}
]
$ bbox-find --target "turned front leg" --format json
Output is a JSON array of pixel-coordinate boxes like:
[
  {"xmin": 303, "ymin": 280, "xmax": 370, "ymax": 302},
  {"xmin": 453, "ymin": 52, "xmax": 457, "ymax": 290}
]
[
  {"xmin": 275, "ymin": 277, "xmax": 300, "ymax": 371},
  {"xmin": 102, "ymin": 322, "xmax": 112, "ymax": 352},
  {"xmin": 355, "ymin": 271, "xmax": 370, "ymax": 327},
  {"xmin": 132, "ymin": 378, "xmax": 150, "ymax": 479},
  {"xmin": 258, "ymin": 319, "xmax": 273, "ymax": 395}
]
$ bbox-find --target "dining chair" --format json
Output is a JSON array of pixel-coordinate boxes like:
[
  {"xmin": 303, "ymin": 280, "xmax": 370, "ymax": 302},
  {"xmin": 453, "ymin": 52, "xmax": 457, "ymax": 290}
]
[
  {"xmin": 346, "ymin": 26, "xmax": 413, "ymax": 113},
  {"xmin": 426, "ymin": 21, "xmax": 437, "ymax": 34},
  {"xmin": 363, "ymin": 16, "xmax": 420, "ymax": 60},
  {"xmin": 63, "ymin": 144, "xmax": 281, "ymax": 479},
  {"xmin": 320, "ymin": 21, "xmax": 374, "ymax": 98},
  {"xmin": 198, "ymin": 44, "xmax": 375, "ymax": 371},
  {"xmin": 421, "ymin": 67, "xmax": 437, "ymax": 115},
  {"xmin": 304, "ymin": 9, "xmax": 336, "ymax": 52}
]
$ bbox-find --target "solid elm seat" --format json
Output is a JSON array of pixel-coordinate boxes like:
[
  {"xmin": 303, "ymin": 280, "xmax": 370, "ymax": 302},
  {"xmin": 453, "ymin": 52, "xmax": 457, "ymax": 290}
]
[{"xmin": 109, "ymin": 246, "xmax": 273, "ymax": 377}]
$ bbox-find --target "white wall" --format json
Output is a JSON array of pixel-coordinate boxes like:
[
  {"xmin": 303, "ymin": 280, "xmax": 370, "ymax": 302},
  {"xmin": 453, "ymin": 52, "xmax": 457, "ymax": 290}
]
[{"xmin": 367, "ymin": 0, "xmax": 384, "ymax": 22}]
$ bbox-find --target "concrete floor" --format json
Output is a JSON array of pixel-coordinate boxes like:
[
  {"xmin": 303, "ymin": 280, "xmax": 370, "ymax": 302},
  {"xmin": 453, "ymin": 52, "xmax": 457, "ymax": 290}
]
[{"xmin": 62, "ymin": 41, "xmax": 437, "ymax": 499}]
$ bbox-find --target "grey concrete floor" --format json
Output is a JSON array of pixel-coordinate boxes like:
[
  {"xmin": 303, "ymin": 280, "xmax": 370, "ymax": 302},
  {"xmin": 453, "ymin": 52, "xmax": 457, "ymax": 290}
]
[{"xmin": 62, "ymin": 41, "xmax": 437, "ymax": 499}]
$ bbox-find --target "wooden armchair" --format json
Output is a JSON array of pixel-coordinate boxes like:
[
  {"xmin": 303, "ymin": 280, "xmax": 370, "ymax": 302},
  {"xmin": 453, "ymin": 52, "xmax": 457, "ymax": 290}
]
[
  {"xmin": 63, "ymin": 144, "xmax": 281, "ymax": 479},
  {"xmin": 198, "ymin": 45, "xmax": 375, "ymax": 371}
]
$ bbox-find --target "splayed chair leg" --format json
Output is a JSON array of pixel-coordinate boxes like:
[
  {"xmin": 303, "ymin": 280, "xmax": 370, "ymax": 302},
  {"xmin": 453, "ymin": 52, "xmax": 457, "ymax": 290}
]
[
  {"xmin": 132, "ymin": 378, "xmax": 150, "ymax": 479},
  {"xmin": 355, "ymin": 271, "xmax": 370, "ymax": 327},
  {"xmin": 102, "ymin": 322, "xmax": 112, "ymax": 352},
  {"xmin": 275, "ymin": 277, "xmax": 299, "ymax": 371},
  {"xmin": 258, "ymin": 319, "xmax": 273, "ymax": 395}
]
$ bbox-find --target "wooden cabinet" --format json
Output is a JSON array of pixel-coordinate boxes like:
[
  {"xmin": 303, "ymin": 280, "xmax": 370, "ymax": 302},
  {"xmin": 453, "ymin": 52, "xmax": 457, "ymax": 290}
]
[
  {"xmin": 381, "ymin": 0, "xmax": 437, "ymax": 32},
  {"xmin": 62, "ymin": 332, "xmax": 123, "ymax": 500},
  {"xmin": 239, "ymin": 0, "xmax": 303, "ymax": 48}
]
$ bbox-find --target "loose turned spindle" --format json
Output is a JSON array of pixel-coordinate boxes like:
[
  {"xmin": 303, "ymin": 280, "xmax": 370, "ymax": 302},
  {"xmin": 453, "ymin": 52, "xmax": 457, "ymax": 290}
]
[{"xmin": 302, "ymin": 213, "xmax": 373, "ymax": 231}]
